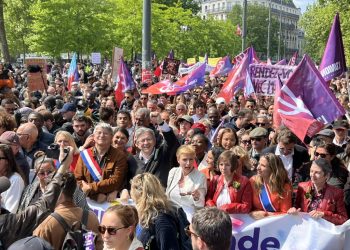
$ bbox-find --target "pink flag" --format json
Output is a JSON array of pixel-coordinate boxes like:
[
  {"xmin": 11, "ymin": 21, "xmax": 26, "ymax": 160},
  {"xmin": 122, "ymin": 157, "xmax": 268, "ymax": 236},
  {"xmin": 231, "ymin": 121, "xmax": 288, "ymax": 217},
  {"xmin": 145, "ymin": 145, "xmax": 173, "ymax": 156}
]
[{"xmin": 288, "ymin": 51, "xmax": 298, "ymax": 66}]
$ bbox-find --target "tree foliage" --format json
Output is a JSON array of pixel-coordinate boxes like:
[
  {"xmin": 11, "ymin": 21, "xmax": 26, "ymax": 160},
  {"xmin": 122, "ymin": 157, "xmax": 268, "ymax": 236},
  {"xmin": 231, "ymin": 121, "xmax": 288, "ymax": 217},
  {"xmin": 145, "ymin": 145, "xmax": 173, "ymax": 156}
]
[
  {"xmin": 300, "ymin": 1, "xmax": 350, "ymax": 65},
  {"xmin": 227, "ymin": 4, "xmax": 281, "ymax": 60}
]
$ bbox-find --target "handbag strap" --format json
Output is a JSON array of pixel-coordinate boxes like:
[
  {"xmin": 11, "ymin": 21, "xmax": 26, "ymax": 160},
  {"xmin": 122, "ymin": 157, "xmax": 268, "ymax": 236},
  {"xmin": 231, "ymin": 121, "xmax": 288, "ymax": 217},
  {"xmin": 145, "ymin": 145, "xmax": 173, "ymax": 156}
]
[{"xmin": 51, "ymin": 212, "xmax": 71, "ymax": 233}]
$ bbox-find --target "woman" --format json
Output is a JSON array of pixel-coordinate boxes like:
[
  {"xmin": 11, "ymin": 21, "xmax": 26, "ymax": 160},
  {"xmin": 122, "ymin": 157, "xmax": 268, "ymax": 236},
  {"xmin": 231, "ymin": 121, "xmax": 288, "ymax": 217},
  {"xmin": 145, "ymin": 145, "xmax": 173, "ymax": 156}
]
[
  {"xmin": 313, "ymin": 143, "xmax": 348, "ymax": 189},
  {"xmin": 18, "ymin": 151, "xmax": 89, "ymax": 212},
  {"xmin": 100, "ymin": 204, "xmax": 144, "ymax": 250},
  {"xmin": 288, "ymin": 158, "xmax": 348, "ymax": 225},
  {"xmin": 166, "ymin": 145, "xmax": 207, "ymax": 213},
  {"xmin": 112, "ymin": 127, "xmax": 138, "ymax": 188},
  {"xmin": 55, "ymin": 131, "xmax": 80, "ymax": 172},
  {"xmin": 206, "ymin": 150, "xmax": 253, "ymax": 213},
  {"xmin": 191, "ymin": 133, "xmax": 209, "ymax": 168},
  {"xmin": 0, "ymin": 144, "xmax": 25, "ymax": 213},
  {"xmin": 130, "ymin": 173, "xmax": 180, "ymax": 250},
  {"xmin": 231, "ymin": 146, "xmax": 255, "ymax": 178},
  {"xmin": 249, "ymin": 153, "xmax": 292, "ymax": 219},
  {"xmin": 217, "ymin": 128, "xmax": 238, "ymax": 150},
  {"xmin": 200, "ymin": 147, "xmax": 224, "ymax": 183},
  {"xmin": 239, "ymin": 133, "xmax": 252, "ymax": 152}
]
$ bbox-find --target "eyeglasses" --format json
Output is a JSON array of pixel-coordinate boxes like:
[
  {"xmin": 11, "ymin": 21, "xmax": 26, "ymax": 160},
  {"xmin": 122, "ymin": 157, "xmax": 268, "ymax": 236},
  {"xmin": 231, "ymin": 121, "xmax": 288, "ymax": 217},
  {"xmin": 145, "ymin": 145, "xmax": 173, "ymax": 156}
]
[
  {"xmin": 185, "ymin": 225, "xmax": 200, "ymax": 239},
  {"xmin": 314, "ymin": 152, "xmax": 329, "ymax": 158},
  {"xmin": 37, "ymin": 170, "xmax": 54, "ymax": 176},
  {"xmin": 256, "ymin": 123, "xmax": 266, "ymax": 127},
  {"xmin": 0, "ymin": 157, "xmax": 7, "ymax": 160},
  {"xmin": 251, "ymin": 137, "xmax": 262, "ymax": 142},
  {"xmin": 241, "ymin": 140, "xmax": 251, "ymax": 144},
  {"xmin": 17, "ymin": 133, "xmax": 30, "ymax": 137},
  {"xmin": 98, "ymin": 225, "xmax": 127, "ymax": 235}
]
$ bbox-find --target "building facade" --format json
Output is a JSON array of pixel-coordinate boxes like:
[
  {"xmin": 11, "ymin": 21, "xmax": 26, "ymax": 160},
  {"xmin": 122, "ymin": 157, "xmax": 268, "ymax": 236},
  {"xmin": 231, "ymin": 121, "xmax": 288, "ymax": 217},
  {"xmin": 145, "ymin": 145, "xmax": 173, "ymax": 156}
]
[{"xmin": 198, "ymin": 0, "xmax": 304, "ymax": 59}]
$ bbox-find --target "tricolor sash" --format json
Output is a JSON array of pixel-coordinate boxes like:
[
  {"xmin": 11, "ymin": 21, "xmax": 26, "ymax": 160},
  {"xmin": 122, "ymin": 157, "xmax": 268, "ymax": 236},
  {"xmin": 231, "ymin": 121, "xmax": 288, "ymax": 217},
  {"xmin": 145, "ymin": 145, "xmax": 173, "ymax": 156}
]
[
  {"xmin": 80, "ymin": 148, "xmax": 102, "ymax": 182},
  {"xmin": 54, "ymin": 159, "xmax": 60, "ymax": 169},
  {"xmin": 259, "ymin": 183, "xmax": 276, "ymax": 212}
]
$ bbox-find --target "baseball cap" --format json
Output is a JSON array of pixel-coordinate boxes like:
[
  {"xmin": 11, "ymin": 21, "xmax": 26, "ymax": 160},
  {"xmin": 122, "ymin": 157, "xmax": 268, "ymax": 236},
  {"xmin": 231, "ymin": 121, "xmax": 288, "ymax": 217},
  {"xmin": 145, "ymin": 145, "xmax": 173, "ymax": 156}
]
[
  {"xmin": 60, "ymin": 103, "xmax": 77, "ymax": 113},
  {"xmin": 0, "ymin": 176, "xmax": 10, "ymax": 193},
  {"xmin": 191, "ymin": 123, "xmax": 207, "ymax": 134},
  {"xmin": 177, "ymin": 115, "xmax": 194, "ymax": 125},
  {"xmin": 215, "ymin": 97, "xmax": 226, "ymax": 105},
  {"xmin": 332, "ymin": 120, "xmax": 349, "ymax": 130},
  {"xmin": 0, "ymin": 131, "xmax": 20, "ymax": 146},
  {"xmin": 8, "ymin": 236, "xmax": 54, "ymax": 250}
]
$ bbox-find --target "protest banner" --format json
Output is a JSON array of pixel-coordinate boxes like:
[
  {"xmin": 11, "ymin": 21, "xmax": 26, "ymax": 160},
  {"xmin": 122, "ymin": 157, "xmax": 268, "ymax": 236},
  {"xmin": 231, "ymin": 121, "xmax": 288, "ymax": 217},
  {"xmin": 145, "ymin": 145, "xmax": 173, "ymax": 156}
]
[
  {"xmin": 87, "ymin": 199, "xmax": 350, "ymax": 250},
  {"xmin": 91, "ymin": 52, "xmax": 101, "ymax": 64},
  {"xmin": 249, "ymin": 64, "xmax": 296, "ymax": 96},
  {"xmin": 187, "ymin": 58, "xmax": 196, "ymax": 65},
  {"xmin": 25, "ymin": 58, "xmax": 48, "ymax": 92},
  {"xmin": 199, "ymin": 56, "xmax": 221, "ymax": 67},
  {"xmin": 111, "ymin": 47, "xmax": 124, "ymax": 83}
]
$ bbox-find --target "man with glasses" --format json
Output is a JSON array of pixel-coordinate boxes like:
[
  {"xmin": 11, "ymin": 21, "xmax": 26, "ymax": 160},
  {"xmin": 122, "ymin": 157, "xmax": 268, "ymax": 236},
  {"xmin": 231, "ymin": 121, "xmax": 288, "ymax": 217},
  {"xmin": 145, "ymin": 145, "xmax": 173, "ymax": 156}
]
[
  {"xmin": 248, "ymin": 127, "xmax": 268, "ymax": 167},
  {"xmin": 119, "ymin": 90, "xmax": 135, "ymax": 112},
  {"xmin": 139, "ymin": 93, "xmax": 148, "ymax": 107},
  {"xmin": 187, "ymin": 207, "xmax": 232, "ymax": 250},
  {"xmin": 262, "ymin": 129, "xmax": 310, "ymax": 183}
]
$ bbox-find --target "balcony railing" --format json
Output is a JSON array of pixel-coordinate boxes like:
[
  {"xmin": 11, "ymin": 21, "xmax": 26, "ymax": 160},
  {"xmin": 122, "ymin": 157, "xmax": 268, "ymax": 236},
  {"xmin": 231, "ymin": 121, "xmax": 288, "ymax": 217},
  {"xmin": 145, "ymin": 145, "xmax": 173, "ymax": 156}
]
[{"xmin": 204, "ymin": 6, "xmax": 232, "ymax": 14}]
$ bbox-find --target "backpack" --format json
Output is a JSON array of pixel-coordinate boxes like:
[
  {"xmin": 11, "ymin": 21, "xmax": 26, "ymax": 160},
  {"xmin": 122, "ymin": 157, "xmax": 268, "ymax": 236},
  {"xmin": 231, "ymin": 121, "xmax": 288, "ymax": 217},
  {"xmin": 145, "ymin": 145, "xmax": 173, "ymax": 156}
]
[{"xmin": 51, "ymin": 209, "xmax": 95, "ymax": 250}]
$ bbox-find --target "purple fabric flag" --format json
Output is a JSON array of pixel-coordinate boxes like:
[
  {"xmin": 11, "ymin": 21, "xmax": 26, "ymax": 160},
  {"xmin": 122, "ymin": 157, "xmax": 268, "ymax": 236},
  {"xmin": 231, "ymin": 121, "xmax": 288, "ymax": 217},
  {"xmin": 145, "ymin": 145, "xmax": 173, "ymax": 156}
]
[
  {"xmin": 210, "ymin": 56, "xmax": 233, "ymax": 77},
  {"xmin": 319, "ymin": 13, "xmax": 347, "ymax": 81},
  {"xmin": 172, "ymin": 63, "xmax": 206, "ymax": 93},
  {"xmin": 276, "ymin": 59, "xmax": 287, "ymax": 65},
  {"xmin": 286, "ymin": 54, "xmax": 345, "ymax": 124},
  {"xmin": 168, "ymin": 49, "xmax": 174, "ymax": 59},
  {"xmin": 118, "ymin": 57, "xmax": 135, "ymax": 91}
]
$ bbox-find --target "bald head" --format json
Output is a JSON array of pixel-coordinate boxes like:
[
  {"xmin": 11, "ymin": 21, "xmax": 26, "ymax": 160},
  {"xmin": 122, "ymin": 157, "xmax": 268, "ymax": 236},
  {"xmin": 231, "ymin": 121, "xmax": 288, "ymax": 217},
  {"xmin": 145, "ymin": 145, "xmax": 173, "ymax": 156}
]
[{"xmin": 17, "ymin": 122, "xmax": 38, "ymax": 149}]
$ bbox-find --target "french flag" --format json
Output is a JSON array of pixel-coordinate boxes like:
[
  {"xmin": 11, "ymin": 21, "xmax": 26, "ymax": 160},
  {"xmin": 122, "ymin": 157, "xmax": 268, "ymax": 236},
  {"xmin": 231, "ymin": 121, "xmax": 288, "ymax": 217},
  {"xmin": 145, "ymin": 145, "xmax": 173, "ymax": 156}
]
[{"xmin": 67, "ymin": 53, "xmax": 79, "ymax": 91}]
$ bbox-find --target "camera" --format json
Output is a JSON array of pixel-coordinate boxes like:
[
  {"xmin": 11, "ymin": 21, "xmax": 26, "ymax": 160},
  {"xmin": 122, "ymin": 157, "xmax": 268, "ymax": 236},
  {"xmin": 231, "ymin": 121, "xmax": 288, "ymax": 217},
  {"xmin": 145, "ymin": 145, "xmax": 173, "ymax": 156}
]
[{"xmin": 46, "ymin": 143, "xmax": 69, "ymax": 159}]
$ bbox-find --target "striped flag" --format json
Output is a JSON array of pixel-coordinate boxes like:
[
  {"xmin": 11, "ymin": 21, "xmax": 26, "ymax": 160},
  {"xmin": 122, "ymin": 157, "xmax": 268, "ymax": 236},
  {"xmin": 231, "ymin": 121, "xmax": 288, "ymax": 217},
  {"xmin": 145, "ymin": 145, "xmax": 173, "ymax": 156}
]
[{"xmin": 67, "ymin": 53, "xmax": 79, "ymax": 91}]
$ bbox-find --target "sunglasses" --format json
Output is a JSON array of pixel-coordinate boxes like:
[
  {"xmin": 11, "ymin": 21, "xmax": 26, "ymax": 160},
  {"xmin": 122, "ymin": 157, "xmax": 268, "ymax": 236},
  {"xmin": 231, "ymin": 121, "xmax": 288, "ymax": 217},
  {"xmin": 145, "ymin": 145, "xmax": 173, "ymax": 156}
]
[
  {"xmin": 251, "ymin": 137, "xmax": 262, "ymax": 142},
  {"xmin": 185, "ymin": 225, "xmax": 200, "ymax": 238},
  {"xmin": 314, "ymin": 152, "xmax": 329, "ymax": 158},
  {"xmin": 256, "ymin": 123, "xmax": 266, "ymax": 127},
  {"xmin": 98, "ymin": 225, "xmax": 127, "ymax": 235},
  {"xmin": 241, "ymin": 140, "xmax": 251, "ymax": 144},
  {"xmin": 37, "ymin": 170, "xmax": 54, "ymax": 176},
  {"xmin": 0, "ymin": 157, "xmax": 7, "ymax": 160}
]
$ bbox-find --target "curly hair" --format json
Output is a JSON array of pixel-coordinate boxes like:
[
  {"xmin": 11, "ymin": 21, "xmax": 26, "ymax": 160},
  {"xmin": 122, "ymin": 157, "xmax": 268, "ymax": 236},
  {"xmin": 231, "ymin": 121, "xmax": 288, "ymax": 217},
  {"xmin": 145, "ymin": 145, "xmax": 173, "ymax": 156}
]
[{"xmin": 130, "ymin": 173, "xmax": 173, "ymax": 228}]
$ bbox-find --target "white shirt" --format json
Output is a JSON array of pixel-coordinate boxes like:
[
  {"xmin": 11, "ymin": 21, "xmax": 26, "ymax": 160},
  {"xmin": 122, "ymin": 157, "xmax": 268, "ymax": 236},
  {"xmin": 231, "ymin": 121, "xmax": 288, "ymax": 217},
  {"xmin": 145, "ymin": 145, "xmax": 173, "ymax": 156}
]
[
  {"xmin": 1, "ymin": 172, "xmax": 25, "ymax": 213},
  {"xmin": 275, "ymin": 146, "xmax": 294, "ymax": 180},
  {"xmin": 216, "ymin": 183, "xmax": 232, "ymax": 208}
]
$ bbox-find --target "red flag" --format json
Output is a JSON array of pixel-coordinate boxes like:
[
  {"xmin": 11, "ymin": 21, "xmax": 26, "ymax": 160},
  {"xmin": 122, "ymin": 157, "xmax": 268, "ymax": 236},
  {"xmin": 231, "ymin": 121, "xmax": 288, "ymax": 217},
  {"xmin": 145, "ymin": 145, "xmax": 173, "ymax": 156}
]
[{"xmin": 154, "ymin": 61, "xmax": 163, "ymax": 77}]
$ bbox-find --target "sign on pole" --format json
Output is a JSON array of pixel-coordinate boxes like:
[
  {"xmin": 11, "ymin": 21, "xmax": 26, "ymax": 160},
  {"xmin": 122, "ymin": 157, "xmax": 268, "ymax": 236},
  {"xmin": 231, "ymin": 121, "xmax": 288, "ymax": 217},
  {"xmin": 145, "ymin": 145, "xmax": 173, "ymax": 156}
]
[
  {"xmin": 111, "ymin": 47, "xmax": 124, "ymax": 83},
  {"xmin": 25, "ymin": 58, "xmax": 48, "ymax": 92},
  {"xmin": 91, "ymin": 52, "xmax": 101, "ymax": 64}
]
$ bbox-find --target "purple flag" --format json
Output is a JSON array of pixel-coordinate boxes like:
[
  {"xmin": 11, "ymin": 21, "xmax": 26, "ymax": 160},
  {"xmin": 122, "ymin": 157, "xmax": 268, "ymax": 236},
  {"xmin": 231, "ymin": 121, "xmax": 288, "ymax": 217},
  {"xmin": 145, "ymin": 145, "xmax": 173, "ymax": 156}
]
[
  {"xmin": 168, "ymin": 49, "xmax": 174, "ymax": 59},
  {"xmin": 319, "ymin": 13, "xmax": 347, "ymax": 81},
  {"xmin": 172, "ymin": 63, "xmax": 206, "ymax": 93},
  {"xmin": 286, "ymin": 54, "xmax": 345, "ymax": 124},
  {"xmin": 276, "ymin": 59, "xmax": 287, "ymax": 65},
  {"xmin": 210, "ymin": 56, "xmax": 233, "ymax": 77},
  {"xmin": 118, "ymin": 57, "xmax": 135, "ymax": 91}
]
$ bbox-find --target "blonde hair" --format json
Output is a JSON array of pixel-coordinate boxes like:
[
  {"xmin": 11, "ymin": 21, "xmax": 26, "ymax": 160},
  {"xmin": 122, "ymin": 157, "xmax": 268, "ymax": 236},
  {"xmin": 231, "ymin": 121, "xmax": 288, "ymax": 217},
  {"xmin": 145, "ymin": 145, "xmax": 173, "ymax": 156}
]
[
  {"xmin": 55, "ymin": 131, "xmax": 80, "ymax": 154},
  {"xmin": 130, "ymin": 173, "xmax": 172, "ymax": 228},
  {"xmin": 105, "ymin": 204, "xmax": 138, "ymax": 240},
  {"xmin": 254, "ymin": 153, "xmax": 290, "ymax": 198},
  {"xmin": 231, "ymin": 146, "xmax": 251, "ymax": 175},
  {"xmin": 176, "ymin": 145, "xmax": 196, "ymax": 159}
]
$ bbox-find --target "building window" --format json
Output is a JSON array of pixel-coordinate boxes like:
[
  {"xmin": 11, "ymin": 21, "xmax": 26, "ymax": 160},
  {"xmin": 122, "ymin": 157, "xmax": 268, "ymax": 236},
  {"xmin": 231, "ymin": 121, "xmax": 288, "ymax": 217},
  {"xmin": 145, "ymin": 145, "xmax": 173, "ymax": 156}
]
[
  {"xmin": 213, "ymin": 4, "xmax": 215, "ymax": 10},
  {"xmin": 222, "ymin": 2, "xmax": 225, "ymax": 9}
]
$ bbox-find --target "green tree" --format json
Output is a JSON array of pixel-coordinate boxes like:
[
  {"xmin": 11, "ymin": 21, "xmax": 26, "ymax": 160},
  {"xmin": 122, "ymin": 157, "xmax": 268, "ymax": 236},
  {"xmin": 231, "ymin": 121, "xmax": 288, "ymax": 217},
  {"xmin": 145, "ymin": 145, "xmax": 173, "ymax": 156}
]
[
  {"xmin": 0, "ymin": 0, "xmax": 10, "ymax": 62},
  {"xmin": 227, "ymin": 4, "xmax": 281, "ymax": 60},
  {"xmin": 300, "ymin": 1, "xmax": 350, "ymax": 65},
  {"xmin": 153, "ymin": 0, "xmax": 200, "ymax": 14},
  {"xmin": 28, "ymin": 0, "xmax": 117, "ymax": 57}
]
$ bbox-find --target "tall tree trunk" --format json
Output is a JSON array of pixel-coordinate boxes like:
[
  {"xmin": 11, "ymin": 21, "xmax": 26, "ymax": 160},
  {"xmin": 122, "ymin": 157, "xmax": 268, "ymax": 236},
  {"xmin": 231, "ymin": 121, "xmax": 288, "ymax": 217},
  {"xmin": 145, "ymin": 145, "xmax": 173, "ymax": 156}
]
[{"xmin": 0, "ymin": 0, "xmax": 10, "ymax": 62}]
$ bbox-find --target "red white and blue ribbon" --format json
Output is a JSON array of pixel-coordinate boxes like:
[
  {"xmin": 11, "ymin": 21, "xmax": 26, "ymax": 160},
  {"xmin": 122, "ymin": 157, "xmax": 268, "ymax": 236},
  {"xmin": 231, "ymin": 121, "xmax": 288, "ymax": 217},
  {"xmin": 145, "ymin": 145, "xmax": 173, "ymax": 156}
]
[
  {"xmin": 80, "ymin": 148, "xmax": 102, "ymax": 182},
  {"xmin": 259, "ymin": 183, "xmax": 276, "ymax": 212}
]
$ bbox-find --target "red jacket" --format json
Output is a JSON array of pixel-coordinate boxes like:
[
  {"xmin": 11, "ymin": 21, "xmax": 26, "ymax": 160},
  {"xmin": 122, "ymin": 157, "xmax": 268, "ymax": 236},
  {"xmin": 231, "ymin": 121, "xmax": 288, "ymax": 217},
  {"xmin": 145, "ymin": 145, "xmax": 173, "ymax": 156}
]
[
  {"xmin": 296, "ymin": 181, "xmax": 348, "ymax": 225},
  {"xmin": 205, "ymin": 174, "xmax": 252, "ymax": 213}
]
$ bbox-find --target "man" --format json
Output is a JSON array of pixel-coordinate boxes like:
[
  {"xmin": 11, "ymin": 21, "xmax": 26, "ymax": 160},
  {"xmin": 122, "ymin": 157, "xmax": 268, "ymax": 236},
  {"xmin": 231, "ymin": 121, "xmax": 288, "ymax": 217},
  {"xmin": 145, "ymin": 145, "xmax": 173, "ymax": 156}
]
[
  {"xmin": 215, "ymin": 97, "xmax": 227, "ymax": 116},
  {"xmin": 315, "ymin": 129, "xmax": 335, "ymax": 144},
  {"xmin": 147, "ymin": 99, "xmax": 158, "ymax": 112},
  {"xmin": 134, "ymin": 122, "xmax": 179, "ymax": 187},
  {"xmin": 189, "ymin": 207, "xmax": 232, "ymax": 250},
  {"xmin": 0, "ymin": 131, "xmax": 30, "ymax": 184},
  {"xmin": 225, "ymin": 100, "xmax": 240, "ymax": 121},
  {"xmin": 245, "ymin": 98, "xmax": 256, "ymax": 111},
  {"xmin": 248, "ymin": 127, "xmax": 268, "ymax": 166},
  {"xmin": 207, "ymin": 107, "xmax": 221, "ymax": 140},
  {"xmin": 0, "ymin": 146, "xmax": 73, "ymax": 248},
  {"xmin": 60, "ymin": 103, "xmax": 77, "ymax": 123},
  {"xmin": 74, "ymin": 123, "xmax": 127, "ymax": 203},
  {"xmin": 99, "ymin": 107, "xmax": 115, "ymax": 126},
  {"xmin": 262, "ymin": 129, "xmax": 310, "ymax": 184},
  {"xmin": 1, "ymin": 98, "xmax": 18, "ymax": 115},
  {"xmin": 40, "ymin": 110, "xmax": 60, "ymax": 134},
  {"xmin": 119, "ymin": 90, "xmax": 135, "ymax": 111},
  {"xmin": 28, "ymin": 111, "xmax": 55, "ymax": 146},
  {"xmin": 17, "ymin": 122, "xmax": 47, "ymax": 167},
  {"xmin": 177, "ymin": 115, "xmax": 194, "ymax": 139},
  {"xmin": 176, "ymin": 103, "xmax": 187, "ymax": 116},
  {"xmin": 33, "ymin": 173, "xmax": 103, "ymax": 249},
  {"xmin": 192, "ymin": 100, "xmax": 207, "ymax": 123},
  {"xmin": 255, "ymin": 114, "xmax": 270, "ymax": 131},
  {"xmin": 231, "ymin": 109, "xmax": 254, "ymax": 132},
  {"xmin": 332, "ymin": 120, "xmax": 349, "ymax": 149},
  {"xmin": 72, "ymin": 115, "xmax": 92, "ymax": 148}
]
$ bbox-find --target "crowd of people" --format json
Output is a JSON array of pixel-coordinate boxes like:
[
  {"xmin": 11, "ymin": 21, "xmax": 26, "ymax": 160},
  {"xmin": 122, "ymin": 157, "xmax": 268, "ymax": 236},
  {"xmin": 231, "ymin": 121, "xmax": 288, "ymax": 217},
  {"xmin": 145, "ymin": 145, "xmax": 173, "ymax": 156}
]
[{"xmin": 0, "ymin": 60, "xmax": 349, "ymax": 250}]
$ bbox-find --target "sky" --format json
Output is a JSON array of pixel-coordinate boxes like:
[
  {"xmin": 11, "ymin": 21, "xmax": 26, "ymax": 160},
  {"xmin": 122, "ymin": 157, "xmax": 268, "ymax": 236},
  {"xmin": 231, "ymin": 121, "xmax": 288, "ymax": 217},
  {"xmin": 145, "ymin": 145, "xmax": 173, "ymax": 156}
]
[{"xmin": 293, "ymin": 0, "xmax": 317, "ymax": 13}]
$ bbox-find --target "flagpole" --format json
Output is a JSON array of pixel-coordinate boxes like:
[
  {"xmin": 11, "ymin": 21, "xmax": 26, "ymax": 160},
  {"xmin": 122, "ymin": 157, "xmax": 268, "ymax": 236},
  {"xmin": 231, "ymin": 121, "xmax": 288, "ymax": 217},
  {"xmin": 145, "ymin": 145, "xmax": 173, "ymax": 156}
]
[
  {"xmin": 277, "ymin": 0, "xmax": 282, "ymax": 61},
  {"xmin": 242, "ymin": 0, "xmax": 247, "ymax": 52},
  {"xmin": 142, "ymin": 0, "xmax": 151, "ymax": 73},
  {"xmin": 267, "ymin": 0, "xmax": 271, "ymax": 59}
]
